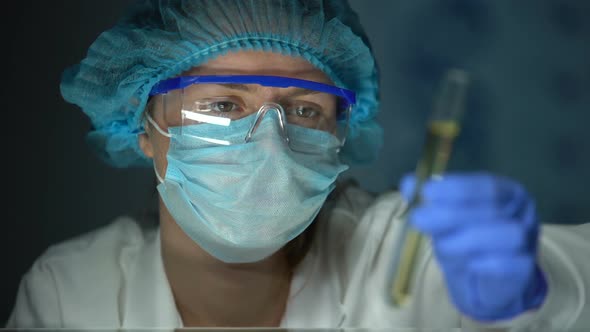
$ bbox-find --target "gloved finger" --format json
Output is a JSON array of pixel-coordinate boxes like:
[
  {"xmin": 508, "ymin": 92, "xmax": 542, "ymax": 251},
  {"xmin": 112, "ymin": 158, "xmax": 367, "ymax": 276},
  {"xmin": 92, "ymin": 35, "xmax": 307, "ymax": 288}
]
[
  {"xmin": 442, "ymin": 254, "xmax": 546, "ymax": 321},
  {"xmin": 410, "ymin": 205, "xmax": 509, "ymax": 235},
  {"xmin": 431, "ymin": 223, "xmax": 531, "ymax": 259},
  {"xmin": 420, "ymin": 172, "xmax": 526, "ymax": 206},
  {"xmin": 454, "ymin": 255, "xmax": 536, "ymax": 316},
  {"xmin": 467, "ymin": 254, "xmax": 535, "ymax": 279},
  {"xmin": 401, "ymin": 172, "xmax": 538, "ymax": 230},
  {"xmin": 410, "ymin": 198, "xmax": 538, "ymax": 234},
  {"xmin": 399, "ymin": 172, "xmax": 447, "ymax": 202}
]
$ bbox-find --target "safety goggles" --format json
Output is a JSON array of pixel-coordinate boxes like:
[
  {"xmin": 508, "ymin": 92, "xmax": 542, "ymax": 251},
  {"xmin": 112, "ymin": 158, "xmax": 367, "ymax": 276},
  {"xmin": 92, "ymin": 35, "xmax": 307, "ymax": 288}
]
[{"xmin": 147, "ymin": 75, "xmax": 356, "ymax": 148}]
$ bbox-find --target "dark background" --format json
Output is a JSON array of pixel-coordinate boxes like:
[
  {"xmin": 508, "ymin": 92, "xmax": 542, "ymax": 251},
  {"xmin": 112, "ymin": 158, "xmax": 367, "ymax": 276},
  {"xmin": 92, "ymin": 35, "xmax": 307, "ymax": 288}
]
[{"xmin": 2, "ymin": 0, "xmax": 589, "ymax": 324}]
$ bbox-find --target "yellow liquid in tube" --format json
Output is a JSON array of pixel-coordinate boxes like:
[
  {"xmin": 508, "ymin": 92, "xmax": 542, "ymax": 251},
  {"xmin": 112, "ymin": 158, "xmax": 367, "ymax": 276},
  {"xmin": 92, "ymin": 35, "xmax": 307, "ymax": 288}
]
[
  {"xmin": 390, "ymin": 120, "xmax": 460, "ymax": 306},
  {"xmin": 390, "ymin": 68, "xmax": 469, "ymax": 307}
]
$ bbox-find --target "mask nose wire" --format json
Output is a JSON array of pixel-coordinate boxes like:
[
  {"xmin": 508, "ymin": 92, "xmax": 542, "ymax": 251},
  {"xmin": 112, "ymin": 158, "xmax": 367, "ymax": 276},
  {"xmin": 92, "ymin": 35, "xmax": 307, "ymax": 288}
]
[{"xmin": 245, "ymin": 103, "xmax": 290, "ymax": 144}]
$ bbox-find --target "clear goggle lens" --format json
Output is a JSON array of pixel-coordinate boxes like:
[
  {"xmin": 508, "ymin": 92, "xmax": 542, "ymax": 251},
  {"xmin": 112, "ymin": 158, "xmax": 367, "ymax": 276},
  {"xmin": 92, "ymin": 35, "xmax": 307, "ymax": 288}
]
[
  {"xmin": 151, "ymin": 76, "xmax": 354, "ymax": 149},
  {"xmin": 155, "ymin": 83, "xmax": 351, "ymax": 146}
]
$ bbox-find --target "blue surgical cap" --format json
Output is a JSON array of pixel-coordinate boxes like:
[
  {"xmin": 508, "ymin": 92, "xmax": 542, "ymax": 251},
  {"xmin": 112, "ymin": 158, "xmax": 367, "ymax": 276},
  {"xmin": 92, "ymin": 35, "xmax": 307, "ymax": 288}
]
[{"xmin": 60, "ymin": 0, "xmax": 382, "ymax": 167}]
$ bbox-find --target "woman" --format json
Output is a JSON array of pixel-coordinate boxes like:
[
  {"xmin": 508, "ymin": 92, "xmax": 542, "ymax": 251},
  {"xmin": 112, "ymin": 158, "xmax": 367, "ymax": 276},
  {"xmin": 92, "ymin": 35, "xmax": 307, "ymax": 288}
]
[{"xmin": 7, "ymin": 0, "xmax": 590, "ymax": 329}]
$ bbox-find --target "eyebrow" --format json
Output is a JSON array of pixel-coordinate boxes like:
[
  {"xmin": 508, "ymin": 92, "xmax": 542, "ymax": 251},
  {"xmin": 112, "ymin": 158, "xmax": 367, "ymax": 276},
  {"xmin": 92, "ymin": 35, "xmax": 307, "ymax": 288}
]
[{"xmin": 214, "ymin": 83, "xmax": 322, "ymax": 97}]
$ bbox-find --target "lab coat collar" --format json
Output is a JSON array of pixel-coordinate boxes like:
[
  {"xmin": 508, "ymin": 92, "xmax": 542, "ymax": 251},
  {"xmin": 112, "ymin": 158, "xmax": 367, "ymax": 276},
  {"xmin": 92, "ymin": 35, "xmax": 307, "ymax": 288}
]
[
  {"xmin": 281, "ymin": 241, "xmax": 346, "ymax": 328},
  {"xmin": 120, "ymin": 226, "xmax": 345, "ymax": 328},
  {"xmin": 121, "ymin": 228, "xmax": 182, "ymax": 328}
]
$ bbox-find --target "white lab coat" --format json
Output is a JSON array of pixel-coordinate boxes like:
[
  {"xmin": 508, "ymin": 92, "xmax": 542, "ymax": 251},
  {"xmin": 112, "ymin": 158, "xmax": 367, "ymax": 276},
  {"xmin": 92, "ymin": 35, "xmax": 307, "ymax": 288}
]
[{"xmin": 6, "ymin": 185, "xmax": 590, "ymax": 330}]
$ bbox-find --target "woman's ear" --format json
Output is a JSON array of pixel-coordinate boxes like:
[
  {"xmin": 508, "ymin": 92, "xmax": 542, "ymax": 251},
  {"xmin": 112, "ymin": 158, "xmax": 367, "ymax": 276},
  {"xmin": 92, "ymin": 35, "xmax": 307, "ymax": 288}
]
[{"xmin": 139, "ymin": 132, "xmax": 154, "ymax": 158}]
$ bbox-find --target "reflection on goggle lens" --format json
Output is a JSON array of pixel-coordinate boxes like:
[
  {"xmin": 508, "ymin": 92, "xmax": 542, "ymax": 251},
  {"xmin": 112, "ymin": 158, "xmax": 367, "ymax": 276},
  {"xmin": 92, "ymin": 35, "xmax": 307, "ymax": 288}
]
[
  {"xmin": 151, "ymin": 75, "xmax": 354, "ymax": 148},
  {"xmin": 158, "ymin": 83, "xmax": 351, "ymax": 147}
]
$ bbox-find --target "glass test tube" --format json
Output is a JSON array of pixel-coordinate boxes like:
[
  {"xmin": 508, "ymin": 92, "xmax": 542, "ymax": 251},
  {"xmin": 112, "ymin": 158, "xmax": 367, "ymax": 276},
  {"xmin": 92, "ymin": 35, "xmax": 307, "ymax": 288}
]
[{"xmin": 390, "ymin": 68, "xmax": 470, "ymax": 307}]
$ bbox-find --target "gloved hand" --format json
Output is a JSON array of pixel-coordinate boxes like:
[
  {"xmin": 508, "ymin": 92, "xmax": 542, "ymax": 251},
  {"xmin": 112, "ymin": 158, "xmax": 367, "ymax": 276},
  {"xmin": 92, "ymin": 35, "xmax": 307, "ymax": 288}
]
[{"xmin": 400, "ymin": 172, "xmax": 548, "ymax": 322}]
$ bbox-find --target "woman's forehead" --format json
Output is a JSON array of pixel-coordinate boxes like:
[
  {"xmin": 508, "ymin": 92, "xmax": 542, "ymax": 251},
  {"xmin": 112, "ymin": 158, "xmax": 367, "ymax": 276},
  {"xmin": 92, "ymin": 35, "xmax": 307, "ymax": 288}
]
[{"xmin": 181, "ymin": 51, "xmax": 333, "ymax": 85}]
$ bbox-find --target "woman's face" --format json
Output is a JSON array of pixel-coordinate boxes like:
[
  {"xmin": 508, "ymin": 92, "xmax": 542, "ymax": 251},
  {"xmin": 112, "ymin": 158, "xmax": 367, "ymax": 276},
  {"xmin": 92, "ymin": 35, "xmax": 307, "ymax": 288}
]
[{"xmin": 139, "ymin": 50, "xmax": 335, "ymax": 178}]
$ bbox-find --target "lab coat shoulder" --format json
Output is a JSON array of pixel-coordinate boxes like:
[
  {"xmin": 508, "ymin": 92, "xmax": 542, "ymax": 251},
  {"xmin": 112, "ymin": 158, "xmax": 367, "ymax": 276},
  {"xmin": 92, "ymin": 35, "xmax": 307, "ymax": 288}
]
[
  {"xmin": 534, "ymin": 223, "xmax": 590, "ymax": 329},
  {"xmin": 6, "ymin": 217, "xmax": 150, "ymax": 328}
]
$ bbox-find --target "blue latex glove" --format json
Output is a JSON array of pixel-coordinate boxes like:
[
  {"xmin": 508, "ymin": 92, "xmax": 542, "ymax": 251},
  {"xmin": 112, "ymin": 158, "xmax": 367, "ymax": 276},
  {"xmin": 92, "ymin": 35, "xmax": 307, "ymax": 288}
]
[{"xmin": 400, "ymin": 172, "xmax": 548, "ymax": 322}]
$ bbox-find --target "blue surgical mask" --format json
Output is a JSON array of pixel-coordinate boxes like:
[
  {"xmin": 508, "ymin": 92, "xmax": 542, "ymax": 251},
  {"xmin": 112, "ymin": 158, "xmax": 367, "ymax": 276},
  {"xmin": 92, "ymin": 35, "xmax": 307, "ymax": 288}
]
[{"xmin": 151, "ymin": 112, "xmax": 349, "ymax": 263}]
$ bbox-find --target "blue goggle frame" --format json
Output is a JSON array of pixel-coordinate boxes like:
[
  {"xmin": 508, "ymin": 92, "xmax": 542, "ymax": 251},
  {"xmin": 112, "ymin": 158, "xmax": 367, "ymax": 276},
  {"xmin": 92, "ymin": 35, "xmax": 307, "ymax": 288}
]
[{"xmin": 149, "ymin": 75, "xmax": 356, "ymax": 110}]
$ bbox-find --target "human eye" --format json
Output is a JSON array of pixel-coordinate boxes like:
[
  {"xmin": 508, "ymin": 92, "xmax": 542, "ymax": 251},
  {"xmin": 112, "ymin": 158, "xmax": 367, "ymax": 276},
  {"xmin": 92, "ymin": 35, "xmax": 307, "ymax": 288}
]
[
  {"xmin": 193, "ymin": 98, "xmax": 245, "ymax": 117},
  {"xmin": 212, "ymin": 101, "xmax": 239, "ymax": 112},
  {"xmin": 287, "ymin": 104, "xmax": 321, "ymax": 119}
]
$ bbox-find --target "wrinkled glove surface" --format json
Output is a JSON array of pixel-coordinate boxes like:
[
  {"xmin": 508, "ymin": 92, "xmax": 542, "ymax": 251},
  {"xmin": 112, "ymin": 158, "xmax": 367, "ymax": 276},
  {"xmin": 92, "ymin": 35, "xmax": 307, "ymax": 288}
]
[{"xmin": 400, "ymin": 172, "xmax": 548, "ymax": 321}]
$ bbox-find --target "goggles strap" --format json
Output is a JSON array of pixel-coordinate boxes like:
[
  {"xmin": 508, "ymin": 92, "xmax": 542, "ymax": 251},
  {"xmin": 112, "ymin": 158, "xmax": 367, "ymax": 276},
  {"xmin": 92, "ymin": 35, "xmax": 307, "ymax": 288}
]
[{"xmin": 143, "ymin": 113, "xmax": 168, "ymax": 183}]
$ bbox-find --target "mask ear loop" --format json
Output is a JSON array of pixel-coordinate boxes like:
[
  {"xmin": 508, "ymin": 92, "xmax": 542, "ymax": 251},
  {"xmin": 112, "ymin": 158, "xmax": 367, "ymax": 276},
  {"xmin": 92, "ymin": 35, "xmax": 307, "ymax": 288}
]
[
  {"xmin": 144, "ymin": 112, "xmax": 169, "ymax": 183},
  {"xmin": 145, "ymin": 113, "xmax": 172, "ymax": 138},
  {"xmin": 153, "ymin": 164, "xmax": 165, "ymax": 184}
]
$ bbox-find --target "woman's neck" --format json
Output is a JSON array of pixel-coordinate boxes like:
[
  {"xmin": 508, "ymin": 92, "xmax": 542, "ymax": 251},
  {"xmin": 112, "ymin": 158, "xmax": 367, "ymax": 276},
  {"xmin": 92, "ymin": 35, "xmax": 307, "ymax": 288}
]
[{"xmin": 159, "ymin": 205, "xmax": 292, "ymax": 327}]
